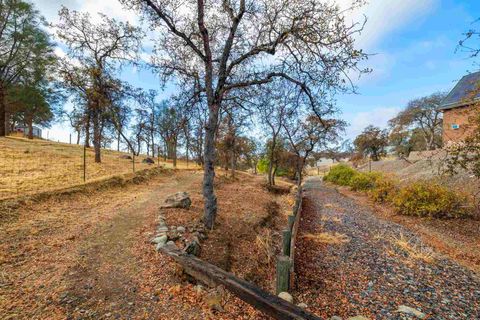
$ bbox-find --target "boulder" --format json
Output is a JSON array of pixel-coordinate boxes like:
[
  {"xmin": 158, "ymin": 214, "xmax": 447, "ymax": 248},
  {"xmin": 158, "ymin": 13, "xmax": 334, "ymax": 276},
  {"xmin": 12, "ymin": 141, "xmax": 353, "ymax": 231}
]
[
  {"xmin": 347, "ymin": 316, "xmax": 369, "ymax": 320},
  {"xmin": 157, "ymin": 226, "xmax": 169, "ymax": 233},
  {"xmin": 155, "ymin": 235, "xmax": 168, "ymax": 251},
  {"xmin": 397, "ymin": 305, "xmax": 426, "ymax": 319},
  {"xmin": 143, "ymin": 157, "xmax": 155, "ymax": 164},
  {"xmin": 184, "ymin": 240, "xmax": 201, "ymax": 256},
  {"xmin": 177, "ymin": 226, "xmax": 186, "ymax": 233},
  {"xmin": 152, "ymin": 235, "xmax": 168, "ymax": 245},
  {"xmin": 278, "ymin": 292, "xmax": 293, "ymax": 303},
  {"xmin": 161, "ymin": 192, "xmax": 192, "ymax": 209},
  {"xmin": 297, "ymin": 302, "xmax": 308, "ymax": 309},
  {"xmin": 166, "ymin": 241, "xmax": 177, "ymax": 248}
]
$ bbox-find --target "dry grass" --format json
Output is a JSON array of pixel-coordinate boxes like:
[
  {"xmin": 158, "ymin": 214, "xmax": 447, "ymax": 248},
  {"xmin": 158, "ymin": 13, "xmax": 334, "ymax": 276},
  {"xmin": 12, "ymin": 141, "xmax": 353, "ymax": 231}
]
[
  {"xmin": 255, "ymin": 229, "xmax": 274, "ymax": 266},
  {"xmin": 320, "ymin": 215, "xmax": 342, "ymax": 223},
  {"xmin": 301, "ymin": 231, "xmax": 350, "ymax": 245},
  {"xmin": 0, "ymin": 136, "xmax": 199, "ymax": 200},
  {"xmin": 391, "ymin": 233, "xmax": 435, "ymax": 263}
]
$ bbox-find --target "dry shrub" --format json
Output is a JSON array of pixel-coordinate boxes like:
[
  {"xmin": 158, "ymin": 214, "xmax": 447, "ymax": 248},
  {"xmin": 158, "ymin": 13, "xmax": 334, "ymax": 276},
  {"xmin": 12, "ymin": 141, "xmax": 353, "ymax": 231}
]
[
  {"xmin": 255, "ymin": 229, "xmax": 274, "ymax": 266},
  {"xmin": 367, "ymin": 174, "xmax": 399, "ymax": 203},
  {"xmin": 350, "ymin": 172, "xmax": 382, "ymax": 191},
  {"xmin": 391, "ymin": 233, "xmax": 435, "ymax": 263},
  {"xmin": 392, "ymin": 181, "xmax": 471, "ymax": 218},
  {"xmin": 302, "ymin": 232, "xmax": 350, "ymax": 244},
  {"xmin": 323, "ymin": 164, "xmax": 357, "ymax": 186}
]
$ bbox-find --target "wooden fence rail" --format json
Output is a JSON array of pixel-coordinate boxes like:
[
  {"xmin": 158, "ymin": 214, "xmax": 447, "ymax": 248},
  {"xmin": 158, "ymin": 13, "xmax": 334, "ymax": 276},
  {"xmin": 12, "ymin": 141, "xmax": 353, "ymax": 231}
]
[
  {"xmin": 160, "ymin": 244, "xmax": 321, "ymax": 320},
  {"xmin": 275, "ymin": 186, "xmax": 303, "ymax": 294}
]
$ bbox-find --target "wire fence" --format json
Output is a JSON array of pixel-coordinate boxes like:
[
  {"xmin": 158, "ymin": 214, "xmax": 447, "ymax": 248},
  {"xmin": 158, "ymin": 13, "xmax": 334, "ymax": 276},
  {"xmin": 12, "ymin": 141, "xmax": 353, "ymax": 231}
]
[{"xmin": 0, "ymin": 136, "xmax": 195, "ymax": 200}]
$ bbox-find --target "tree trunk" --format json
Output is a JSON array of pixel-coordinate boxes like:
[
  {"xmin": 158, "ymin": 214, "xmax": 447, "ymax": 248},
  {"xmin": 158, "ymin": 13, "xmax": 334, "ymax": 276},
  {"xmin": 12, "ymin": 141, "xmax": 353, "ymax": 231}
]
[
  {"xmin": 92, "ymin": 109, "xmax": 101, "ymax": 163},
  {"xmin": 76, "ymin": 130, "xmax": 81, "ymax": 145},
  {"xmin": 272, "ymin": 164, "xmax": 277, "ymax": 186},
  {"xmin": 203, "ymin": 106, "xmax": 219, "ymax": 229},
  {"xmin": 27, "ymin": 117, "xmax": 33, "ymax": 139},
  {"xmin": 117, "ymin": 130, "xmax": 121, "ymax": 151},
  {"xmin": 0, "ymin": 85, "xmax": 5, "ymax": 137},
  {"xmin": 267, "ymin": 134, "xmax": 277, "ymax": 186},
  {"xmin": 230, "ymin": 147, "xmax": 236, "ymax": 179},
  {"xmin": 268, "ymin": 160, "xmax": 274, "ymax": 186},
  {"xmin": 173, "ymin": 139, "xmax": 177, "ymax": 168}
]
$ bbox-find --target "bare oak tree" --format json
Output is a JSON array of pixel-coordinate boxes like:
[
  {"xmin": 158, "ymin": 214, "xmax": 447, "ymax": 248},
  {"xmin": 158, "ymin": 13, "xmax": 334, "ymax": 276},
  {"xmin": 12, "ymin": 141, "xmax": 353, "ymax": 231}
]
[
  {"xmin": 56, "ymin": 7, "xmax": 142, "ymax": 162},
  {"xmin": 121, "ymin": 0, "xmax": 367, "ymax": 228}
]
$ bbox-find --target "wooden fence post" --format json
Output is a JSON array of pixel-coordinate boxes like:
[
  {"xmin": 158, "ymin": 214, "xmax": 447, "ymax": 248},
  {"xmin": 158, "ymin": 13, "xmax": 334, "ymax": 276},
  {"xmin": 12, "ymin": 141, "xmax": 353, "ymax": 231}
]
[
  {"xmin": 276, "ymin": 255, "xmax": 291, "ymax": 294},
  {"xmin": 288, "ymin": 215, "xmax": 295, "ymax": 231},
  {"xmin": 282, "ymin": 229, "xmax": 291, "ymax": 256}
]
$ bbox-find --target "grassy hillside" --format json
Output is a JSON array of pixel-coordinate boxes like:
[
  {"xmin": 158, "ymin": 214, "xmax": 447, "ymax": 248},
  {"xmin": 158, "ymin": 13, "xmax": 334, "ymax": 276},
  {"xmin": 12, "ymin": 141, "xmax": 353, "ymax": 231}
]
[{"xmin": 0, "ymin": 137, "xmax": 197, "ymax": 200}]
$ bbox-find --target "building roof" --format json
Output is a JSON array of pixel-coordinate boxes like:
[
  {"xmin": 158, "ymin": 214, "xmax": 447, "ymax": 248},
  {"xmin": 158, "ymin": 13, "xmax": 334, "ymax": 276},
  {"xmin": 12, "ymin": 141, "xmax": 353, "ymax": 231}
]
[{"xmin": 439, "ymin": 71, "xmax": 480, "ymax": 111}]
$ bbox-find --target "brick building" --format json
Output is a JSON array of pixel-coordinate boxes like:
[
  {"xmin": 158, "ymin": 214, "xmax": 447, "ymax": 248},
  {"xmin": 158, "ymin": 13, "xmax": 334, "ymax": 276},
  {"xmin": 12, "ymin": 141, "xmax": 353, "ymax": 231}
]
[{"xmin": 439, "ymin": 71, "xmax": 480, "ymax": 144}]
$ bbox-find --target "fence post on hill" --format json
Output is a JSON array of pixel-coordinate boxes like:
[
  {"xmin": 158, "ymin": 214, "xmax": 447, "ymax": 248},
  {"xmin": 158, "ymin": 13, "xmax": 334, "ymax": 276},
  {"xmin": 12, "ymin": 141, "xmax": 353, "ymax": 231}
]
[{"xmin": 83, "ymin": 144, "xmax": 86, "ymax": 182}]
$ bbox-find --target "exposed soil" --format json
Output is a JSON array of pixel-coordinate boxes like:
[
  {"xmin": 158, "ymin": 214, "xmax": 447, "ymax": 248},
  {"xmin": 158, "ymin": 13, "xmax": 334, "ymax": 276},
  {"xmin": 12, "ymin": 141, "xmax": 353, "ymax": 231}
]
[
  {"xmin": 0, "ymin": 170, "xmax": 291, "ymax": 319},
  {"xmin": 293, "ymin": 177, "xmax": 480, "ymax": 320}
]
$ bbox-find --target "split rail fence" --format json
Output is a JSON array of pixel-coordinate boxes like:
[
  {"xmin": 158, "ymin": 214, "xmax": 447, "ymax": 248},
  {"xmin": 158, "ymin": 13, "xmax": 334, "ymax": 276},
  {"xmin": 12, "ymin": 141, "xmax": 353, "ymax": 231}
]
[{"xmin": 276, "ymin": 186, "xmax": 303, "ymax": 294}]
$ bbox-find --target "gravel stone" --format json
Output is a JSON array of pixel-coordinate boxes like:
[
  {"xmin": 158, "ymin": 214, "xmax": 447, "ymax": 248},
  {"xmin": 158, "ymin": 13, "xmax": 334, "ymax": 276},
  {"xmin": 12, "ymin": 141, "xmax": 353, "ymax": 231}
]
[{"xmin": 293, "ymin": 177, "xmax": 480, "ymax": 320}]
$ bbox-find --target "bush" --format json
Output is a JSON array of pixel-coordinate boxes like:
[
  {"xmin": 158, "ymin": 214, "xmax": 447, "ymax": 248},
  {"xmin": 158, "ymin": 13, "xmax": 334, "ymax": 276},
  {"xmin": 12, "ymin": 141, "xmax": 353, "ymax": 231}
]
[
  {"xmin": 350, "ymin": 172, "xmax": 382, "ymax": 191},
  {"xmin": 323, "ymin": 164, "xmax": 357, "ymax": 186},
  {"xmin": 391, "ymin": 181, "xmax": 470, "ymax": 218},
  {"xmin": 368, "ymin": 174, "xmax": 398, "ymax": 203}
]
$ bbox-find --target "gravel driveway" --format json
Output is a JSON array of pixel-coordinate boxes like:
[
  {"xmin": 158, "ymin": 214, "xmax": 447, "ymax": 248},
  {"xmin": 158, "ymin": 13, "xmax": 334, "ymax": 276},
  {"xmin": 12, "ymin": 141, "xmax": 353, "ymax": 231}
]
[{"xmin": 293, "ymin": 177, "xmax": 480, "ymax": 320}]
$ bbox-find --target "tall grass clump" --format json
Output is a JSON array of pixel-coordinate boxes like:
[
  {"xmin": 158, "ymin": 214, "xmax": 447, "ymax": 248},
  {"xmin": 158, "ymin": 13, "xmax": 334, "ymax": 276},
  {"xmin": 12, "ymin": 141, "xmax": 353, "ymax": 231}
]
[{"xmin": 323, "ymin": 164, "xmax": 357, "ymax": 186}]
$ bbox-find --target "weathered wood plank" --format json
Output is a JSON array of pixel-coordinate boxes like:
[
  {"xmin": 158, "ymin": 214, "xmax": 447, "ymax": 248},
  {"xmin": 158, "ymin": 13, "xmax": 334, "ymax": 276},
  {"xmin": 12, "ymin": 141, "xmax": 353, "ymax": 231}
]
[
  {"xmin": 289, "ymin": 187, "xmax": 303, "ymax": 289},
  {"xmin": 276, "ymin": 255, "xmax": 290, "ymax": 294},
  {"xmin": 282, "ymin": 229, "xmax": 292, "ymax": 256},
  {"xmin": 160, "ymin": 244, "xmax": 321, "ymax": 320}
]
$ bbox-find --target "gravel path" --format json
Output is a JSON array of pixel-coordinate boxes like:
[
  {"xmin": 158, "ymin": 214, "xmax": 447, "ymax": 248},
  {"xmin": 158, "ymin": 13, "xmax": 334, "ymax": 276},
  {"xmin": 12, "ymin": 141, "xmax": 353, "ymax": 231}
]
[{"xmin": 293, "ymin": 177, "xmax": 480, "ymax": 320}]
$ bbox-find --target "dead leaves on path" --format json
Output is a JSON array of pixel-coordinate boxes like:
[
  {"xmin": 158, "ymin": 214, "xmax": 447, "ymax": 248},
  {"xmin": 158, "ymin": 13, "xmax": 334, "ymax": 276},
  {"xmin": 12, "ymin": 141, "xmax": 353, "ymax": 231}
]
[{"xmin": 301, "ymin": 232, "xmax": 350, "ymax": 245}]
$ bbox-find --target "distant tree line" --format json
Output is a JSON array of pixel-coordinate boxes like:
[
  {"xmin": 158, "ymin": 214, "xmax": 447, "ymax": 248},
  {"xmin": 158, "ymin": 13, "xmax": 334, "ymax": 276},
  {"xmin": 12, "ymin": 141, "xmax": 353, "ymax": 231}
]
[{"xmin": 348, "ymin": 91, "xmax": 446, "ymax": 162}]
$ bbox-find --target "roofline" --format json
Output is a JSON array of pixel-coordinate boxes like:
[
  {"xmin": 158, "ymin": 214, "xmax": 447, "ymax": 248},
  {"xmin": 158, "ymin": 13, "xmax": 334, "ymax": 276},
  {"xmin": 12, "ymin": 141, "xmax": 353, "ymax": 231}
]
[
  {"xmin": 439, "ymin": 71, "xmax": 480, "ymax": 111},
  {"xmin": 438, "ymin": 97, "xmax": 480, "ymax": 111}
]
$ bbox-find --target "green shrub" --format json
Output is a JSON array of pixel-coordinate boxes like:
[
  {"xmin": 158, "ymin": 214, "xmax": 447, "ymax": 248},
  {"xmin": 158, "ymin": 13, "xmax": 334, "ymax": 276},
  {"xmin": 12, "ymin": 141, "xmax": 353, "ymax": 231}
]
[
  {"xmin": 323, "ymin": 164, "xmax": 357, "ymax": 186},
  {"xmin": 350, "ymin": 172, "xmax": 382, "ymax": 191},
  {"xmin": 391, "ymin": 181, "xmax": 470, "ymax": 218},
  {"xmin": 368, "ymin": 174, "xmax": 398, "ymax": 203}
]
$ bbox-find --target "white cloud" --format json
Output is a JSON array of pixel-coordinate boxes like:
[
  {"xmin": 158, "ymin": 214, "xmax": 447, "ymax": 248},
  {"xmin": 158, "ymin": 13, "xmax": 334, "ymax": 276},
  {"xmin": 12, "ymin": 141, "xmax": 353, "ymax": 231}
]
[
  {"xmin": 338, "ymin": 0, "xmax": 439, "ymax": 89},
  {"xmin": 339, "ymin": 0, "xmax": 439, "ymax": 50},
  {"xmin": 35, "ymin": 0, "xmax": 139, "ymax": 26},
  {"xmin": 343, "ymin": 106, "xmax": 401, "ymax": 138}
]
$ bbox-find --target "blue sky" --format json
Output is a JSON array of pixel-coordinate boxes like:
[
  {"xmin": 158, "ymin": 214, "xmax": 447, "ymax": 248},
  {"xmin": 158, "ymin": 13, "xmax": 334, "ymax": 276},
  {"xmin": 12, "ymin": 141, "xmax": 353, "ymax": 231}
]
[{"xmin": 35, "ymin": 0, "xmax": 480, "ymax": 143}]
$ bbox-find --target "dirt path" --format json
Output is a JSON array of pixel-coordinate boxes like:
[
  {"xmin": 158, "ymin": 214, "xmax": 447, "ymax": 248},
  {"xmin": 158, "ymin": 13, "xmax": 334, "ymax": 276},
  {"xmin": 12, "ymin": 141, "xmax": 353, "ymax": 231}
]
[
  {"xmin": 293, "ymin": 177, "xmax": 480, "ymax": 320},
  {"xmin": 1, "ymin": 170, "xmax": 289, "ymax": 320},
  {"xmin": 0, "ymin": 171, "xmax": 207, "ymax": 319}
]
